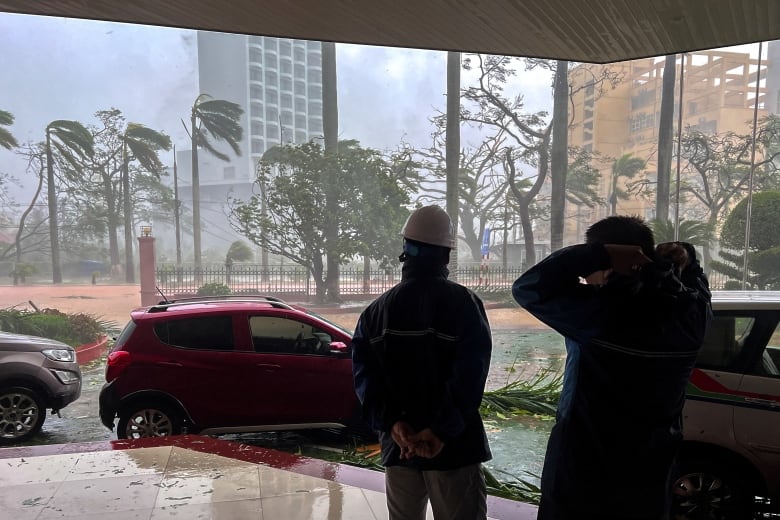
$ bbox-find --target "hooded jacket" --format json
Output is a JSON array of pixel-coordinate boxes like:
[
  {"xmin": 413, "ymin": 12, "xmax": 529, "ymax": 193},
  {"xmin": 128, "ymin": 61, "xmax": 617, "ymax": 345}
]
[
  {"xmin": 352, "ymin": 257, "xmax": 493, "ymax": 470},
  {"xmin": 513, "ymin": 242, "xmax": 712, "ymax": 519}
]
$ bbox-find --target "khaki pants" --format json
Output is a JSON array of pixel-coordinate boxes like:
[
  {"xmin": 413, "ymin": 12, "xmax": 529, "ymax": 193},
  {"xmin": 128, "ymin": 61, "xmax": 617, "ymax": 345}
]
[{"xmin": 385, "ymin": 464, "xmax": 487, "ymax": 520}]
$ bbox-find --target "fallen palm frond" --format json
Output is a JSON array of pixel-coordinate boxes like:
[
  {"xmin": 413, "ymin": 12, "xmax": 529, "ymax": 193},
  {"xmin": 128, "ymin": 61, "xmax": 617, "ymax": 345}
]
[
  {"xmin": 480, "ymin": 367, "xmax": 563, "ymax": 419},
  {"xmin": 337, "ymin": 444, "xmax": 543, "ymax": 504},
  {"xmin": 482, "ymin": 465, "xmax": 542, "ymax": 504},
  {"xmin": 339, "ymin": 442, "xmax": 384, "ymax": 471}
]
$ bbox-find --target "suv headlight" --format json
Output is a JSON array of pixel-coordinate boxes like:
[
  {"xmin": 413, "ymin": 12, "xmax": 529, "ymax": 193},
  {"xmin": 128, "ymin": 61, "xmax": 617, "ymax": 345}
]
[
  {"xmin": 51, "ymin": 369, "xmax": 80, "ymax": 384},
  {"xmin": 42, "ymin": 348, "xmax": 76, "ymax": 362}
]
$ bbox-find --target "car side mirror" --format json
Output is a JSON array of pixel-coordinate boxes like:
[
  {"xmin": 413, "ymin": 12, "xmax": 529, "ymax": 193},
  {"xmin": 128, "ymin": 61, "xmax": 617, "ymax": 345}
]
[{"xmin": 329, "ymin": 341, "xmax": 349, "ymax": 355}]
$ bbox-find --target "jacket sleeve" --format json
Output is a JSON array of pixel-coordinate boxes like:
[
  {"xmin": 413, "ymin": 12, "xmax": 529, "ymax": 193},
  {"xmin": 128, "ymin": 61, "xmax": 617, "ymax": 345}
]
[
  {"xmin": 429, "ymin": 292, "xmax": 492, "ymax": 443},
  {"xmin": 512, "ymin": 243, "xmax": 611, "ymax": 344},
  {"xmin": 351, "ymin": 312, "xmax": 399, "ymax": 433}
]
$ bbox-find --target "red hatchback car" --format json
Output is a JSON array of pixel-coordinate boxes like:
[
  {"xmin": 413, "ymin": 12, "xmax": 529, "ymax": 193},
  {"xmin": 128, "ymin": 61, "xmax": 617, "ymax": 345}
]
[{"xmin": 99, "ymin": 296, "xmax": 360, "ymax": 439}]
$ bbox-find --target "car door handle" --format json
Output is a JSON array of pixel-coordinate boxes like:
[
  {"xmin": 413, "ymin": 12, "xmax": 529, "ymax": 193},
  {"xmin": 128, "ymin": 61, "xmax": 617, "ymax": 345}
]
[
  {"xmin": 159, "ymin": 361, "xmax": 183, "ymax": 367},
  {"xmin": 744, "ymin": 397, "xmax": 778, "ymax": 407},
  {"xmin": 256, "ymin": 363, "xmax": 281, "ymax": 371}
]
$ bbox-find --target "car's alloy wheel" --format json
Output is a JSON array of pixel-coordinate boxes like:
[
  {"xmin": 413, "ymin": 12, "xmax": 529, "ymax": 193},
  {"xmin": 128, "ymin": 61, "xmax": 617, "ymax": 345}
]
[
  {"xmin": 671, "ymin": 463, "xmax": 755, "ymax": 520},
  {"xmin": 0, "ymin": 387, "xmax": 45, "ymax": 444},
  {"xmin": 118, "ymin": 403, "xmax": 182, "ymax": 439}
]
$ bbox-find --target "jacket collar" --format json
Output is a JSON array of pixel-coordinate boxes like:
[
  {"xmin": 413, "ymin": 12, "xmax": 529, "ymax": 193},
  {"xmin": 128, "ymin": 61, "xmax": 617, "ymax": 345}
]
[{"xmin": 401, "ymin": 258, "xmax": 450, "ymax": 280}]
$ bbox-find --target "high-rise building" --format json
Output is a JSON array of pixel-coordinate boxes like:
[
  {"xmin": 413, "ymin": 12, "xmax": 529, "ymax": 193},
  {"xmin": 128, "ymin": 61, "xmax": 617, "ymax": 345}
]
[
  {"xmin": 565, "ymin": 49, "xmax": 768, "ymax": 244},
  {"xmin": 161, "ymin": 32, "xmax": 324, "ymax": 258}
]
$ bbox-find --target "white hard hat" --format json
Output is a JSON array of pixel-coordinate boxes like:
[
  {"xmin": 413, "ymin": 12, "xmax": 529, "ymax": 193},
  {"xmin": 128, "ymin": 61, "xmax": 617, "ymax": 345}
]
[{"xmin": 401, "ymin": 205, "xmax": 455, "ymax": 248}]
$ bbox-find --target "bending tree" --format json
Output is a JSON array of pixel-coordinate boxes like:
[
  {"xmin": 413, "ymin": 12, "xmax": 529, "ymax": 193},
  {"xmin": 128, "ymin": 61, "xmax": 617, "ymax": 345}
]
[
  {"xmin": 609, "ymin": 153, "xmax": 646, "ymax": 215},
  {"xmin": 0, "ymin": 110, "xmax": 18, "ymax": 150},
  {"xmin": 712, "ymin": 191, "xmax": 780, "ymax": 289},
  {"xmin": 45, "ymin": 120, "xmax": 94, "ymax": 283},
  {"xmin": 121, "ymin": 124, "xmax": 171, "ymax": 282},
  {"xmin": 678, "ymin": 119, "xmax": 780, "ymax": 266},
  {"xmin": 229, "ymin": 140, "xmax": 410, "ymax": 302},
  {"xmin": 184, "ymin": 94, "xmax": 243, "ymax": 270}
]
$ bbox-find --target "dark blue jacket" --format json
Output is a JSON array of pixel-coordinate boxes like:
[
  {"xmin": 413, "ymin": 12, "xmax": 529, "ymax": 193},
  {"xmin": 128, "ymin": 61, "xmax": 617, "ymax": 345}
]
[
  {"xmin": 352, "ymin": 258, "xmax": 493, "ymax": 470},
  {"xmin": 513, "ymin": 243, "xmax": 712, "ymax": 519}
]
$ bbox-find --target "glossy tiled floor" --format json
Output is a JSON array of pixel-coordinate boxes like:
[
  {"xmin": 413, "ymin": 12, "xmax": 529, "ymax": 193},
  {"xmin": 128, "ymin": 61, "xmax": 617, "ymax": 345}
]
[{"xmin": 0, "ymin": 436, "xmax": 538, "ymax": 519}]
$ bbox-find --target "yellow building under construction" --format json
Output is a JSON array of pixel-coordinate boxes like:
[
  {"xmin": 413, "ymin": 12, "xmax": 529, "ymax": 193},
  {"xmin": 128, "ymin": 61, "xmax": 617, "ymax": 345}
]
[{"xmin": 566, "ymin": 49, "xmax": 768, "ymax": 244}]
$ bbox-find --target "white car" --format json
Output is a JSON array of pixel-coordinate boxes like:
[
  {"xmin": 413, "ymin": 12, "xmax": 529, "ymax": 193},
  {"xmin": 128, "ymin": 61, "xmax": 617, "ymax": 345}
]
[{"xmin": 674, "ymin": 291, "xmax": 780, "ymax": 519}]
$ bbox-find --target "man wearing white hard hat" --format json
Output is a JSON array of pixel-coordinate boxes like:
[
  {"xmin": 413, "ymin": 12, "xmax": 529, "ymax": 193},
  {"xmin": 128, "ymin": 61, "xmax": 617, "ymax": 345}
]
[{"xmin": 352, "ymin": 205, "xmax": 493, "ymax": 520}]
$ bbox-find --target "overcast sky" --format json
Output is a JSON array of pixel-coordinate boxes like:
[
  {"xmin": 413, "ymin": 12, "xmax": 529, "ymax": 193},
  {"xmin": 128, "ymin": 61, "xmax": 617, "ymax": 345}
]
[{"xmin": 0, "ymin": 12, "xmax": 556, "ymax": 204}]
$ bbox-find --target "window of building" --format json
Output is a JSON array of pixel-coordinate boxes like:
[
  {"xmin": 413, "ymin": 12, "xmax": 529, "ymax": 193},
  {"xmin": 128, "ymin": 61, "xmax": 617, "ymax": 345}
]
[
  {"xmin": 250, "ymin": 101, "xmax": 264, "ymax": 117},
  {"xmin": 281, "ymin": 110, "xmax": 293, "ymax": 125},
  {"xmin": 264, "ymin": 51, "xmax": 277, "ymax": 67},
  {"xmin": 629, "ymin": 112, "xmax": 655, "ymax": 133},
  {"xmin": 631, "ymin": 89, "xmax": 655, "ymax": 110},
  {"xmin": 295, "ymin": 97, "xmax": 306, "ymax": 113},
  {"xmin": 266, "ymin": 123, "xmax": 279, "ymax": 140},
  {"xmin": 250, "ymin": 85, "xmax": 263, "ymax": 101},
  {"xmin": 154, "ymin": 317, "xmax": 234, "ymax": 351},
  {"xmin": 308, "ymin": 100, "xmax": 322, "ymax": 117},
  {"xmin": 266, "ymin": 88, "xmax": 278, "ymax": 105},
  {"xmin": 308, "ymin": 52, "xmax": 322, "ymax": 68},
  {"xmin": 295, "ymin": 130, "xmax": 308, "ymax": 143},
  {"xmin": 294, "ymin": 47, "xmax": 305, "ymax": 62},
  {"xmin": 249, "ymin": 67, "xmax": 263, "ymax": 82},
  {"xmin": 294, "ymin": 63, "xmax": 305, "ymax": 78},
  {"xmin": 263, "ymin": 37, "xmax": 278, "ymax": 51},
  {"xmin": 294, "ymin": 80, "xmax": 306, "ymax": 96},
  {"xmin": 280, "ymin": 77, "xmax": 293, "ymax": 92},
  {"xmin": 308, "ymin": 85, "xmax": 322, "ymax": 99},
  {"xmin": 266, "ymin": 106, "xmax": 278, "ymax": 122},
  {"xmin": 249, "ymin": 48, "xmax": 262, "ymax": 64},
  {"xmin": 251, "ymin": 120, "xmax": 264, "ymax": 137},
  {"xmin": 265, "ymin": 70, "xmax": 278, "ymax": 86},
  {"xmin": 295, "ymin": 114, "xmax": 307, "ymax": 129},
  {"xmin": 251, "ymin": 139, "xmax": 265, "ymax": 154},
  {"xmin": 309, "ymin": 117, "xmax": 323, "ymax": 134},
  {"xmin": 280, "ymin": 59, "xmax": 292, "ymax": 75},
  {"xmin": 281, "ymin": 93, "xmax": 293, "ymax": 109},
  {"xmin": 279, "ymin": 40, "xmax": 292, "ymax": 55}
]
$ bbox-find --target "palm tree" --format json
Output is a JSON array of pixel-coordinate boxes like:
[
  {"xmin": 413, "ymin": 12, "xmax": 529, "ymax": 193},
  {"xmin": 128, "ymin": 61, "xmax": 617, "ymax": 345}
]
[
  {"xmin": 45, "ymin": 120, "xmax": 94, "ymax": 283},
  {"xmin": 446, "ymin": 51, "xmax": 461, "ymax": 276},
  {"xmin": 121, "ymin": 124, "xmax": 172, "ymax": 282},
  {"xmin": 550, "ymin": 60, "xmax": 569, "ymax": 251},
  {"xmin": 185, "ymin": 94, "xmax": 243, "ymax": 269},
  {"xmin": 0, "ymin": 110, "xmax": 18, "ymax": 150},
  {"xmin": 322, "ymin": 42, "xmax": 341, "ymax": 301},
  {"xmin": 656, "ymin": 55, "xmax": 677, "ymax": 221},
  {"xmin": 608, "ymin": 153, "xmax": 645, "ymax": 215},
  {"xmin": 649, "ymin": 218, "xmax": 712, "ymax": 247}
]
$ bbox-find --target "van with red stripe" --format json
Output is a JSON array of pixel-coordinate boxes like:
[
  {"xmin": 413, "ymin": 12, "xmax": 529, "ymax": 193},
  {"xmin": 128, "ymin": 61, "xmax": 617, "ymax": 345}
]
[{"xmin": 674, "ymin": 291, "xmax": 780, "ymax": 518}]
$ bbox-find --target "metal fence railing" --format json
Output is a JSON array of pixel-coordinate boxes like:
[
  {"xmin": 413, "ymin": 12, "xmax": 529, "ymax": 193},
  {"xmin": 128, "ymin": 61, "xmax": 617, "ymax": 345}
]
[
  {"xmin": 155, "ymin": 263, "xmax": 528, "ymax": 298},
  {"xmin": 156, "ymin": 262, "xmax": 732, "ymax": 299}
]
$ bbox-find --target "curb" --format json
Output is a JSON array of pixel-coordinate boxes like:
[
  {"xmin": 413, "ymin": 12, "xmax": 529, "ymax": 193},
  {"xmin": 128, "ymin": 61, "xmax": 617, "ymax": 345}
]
[{"xmin": 75, "ymin": 335, "xmax": 109, "ymax": 366}]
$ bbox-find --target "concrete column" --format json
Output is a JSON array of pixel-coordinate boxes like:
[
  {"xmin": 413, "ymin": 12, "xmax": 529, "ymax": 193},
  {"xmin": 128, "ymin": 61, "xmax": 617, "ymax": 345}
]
[{"xmin": 138, "ymin": 236, "xmax": 157, "ymax": 306}]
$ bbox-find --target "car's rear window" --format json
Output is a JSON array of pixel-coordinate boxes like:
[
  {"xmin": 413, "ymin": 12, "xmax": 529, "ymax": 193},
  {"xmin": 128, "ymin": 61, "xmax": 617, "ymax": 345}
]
[
  {"xmin": 111, "ymin": 321, "xmax": 137, "ymax": 353},
  {"xmin": 153, "ymin": 316, "xmax": 234, "ymax": 350}
]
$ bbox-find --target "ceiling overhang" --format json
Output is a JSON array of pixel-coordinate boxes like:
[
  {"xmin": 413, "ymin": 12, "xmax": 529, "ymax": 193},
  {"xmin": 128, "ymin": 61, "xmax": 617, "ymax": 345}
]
[{"xmin": 0, "ymin": 0, "xmax": 778, "ymax": 63}]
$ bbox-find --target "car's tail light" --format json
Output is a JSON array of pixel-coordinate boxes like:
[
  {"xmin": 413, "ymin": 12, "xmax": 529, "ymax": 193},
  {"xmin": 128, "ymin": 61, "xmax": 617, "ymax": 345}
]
[{"xmin": 105, "ymin": 351, "xmax": 131, "ymax": 382}]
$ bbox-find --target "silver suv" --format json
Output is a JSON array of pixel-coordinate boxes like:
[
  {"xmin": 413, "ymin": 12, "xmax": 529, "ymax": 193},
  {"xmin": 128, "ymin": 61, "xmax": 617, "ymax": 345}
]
[
  {"xmin": 0, "ymin": 332, "xmax": 82, "ymax": 444},
  {"xmin": 673, "ymin": 291, "xmax": 780, "ymax": 519}
]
